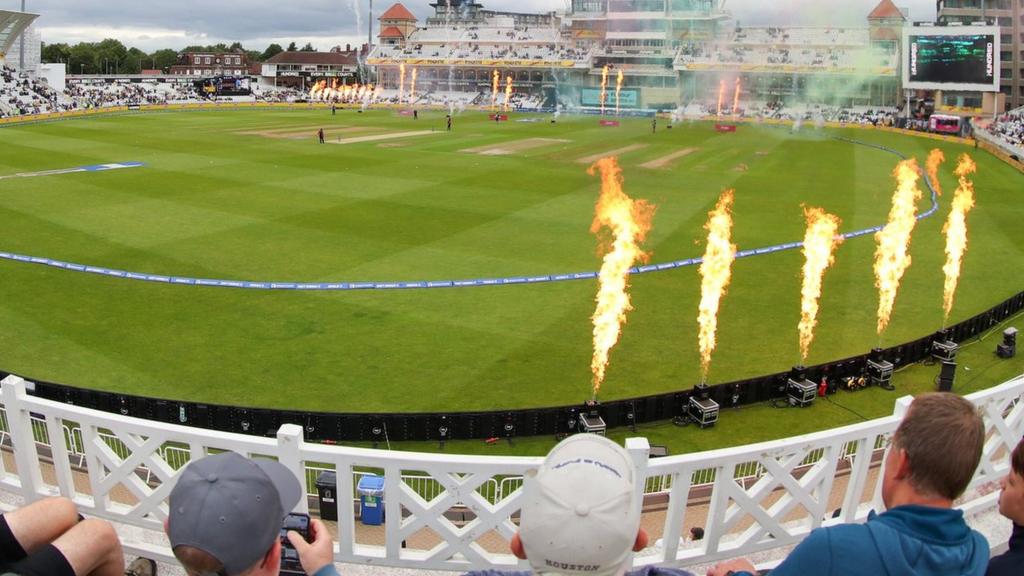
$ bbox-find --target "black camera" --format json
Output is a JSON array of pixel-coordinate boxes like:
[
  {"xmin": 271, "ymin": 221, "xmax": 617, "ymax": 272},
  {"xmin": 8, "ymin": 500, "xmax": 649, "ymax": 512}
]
[{"xmin": 279, "ymin": 512, "xmax": 310, "ymax": 575}]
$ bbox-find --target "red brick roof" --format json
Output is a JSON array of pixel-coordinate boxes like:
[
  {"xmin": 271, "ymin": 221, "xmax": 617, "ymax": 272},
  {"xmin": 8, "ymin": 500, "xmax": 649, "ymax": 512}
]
[
  {"xmin": 265, "ymin": 51, "xmax": 359, "ymax": 66},
  {"xmin": 380, "ymin": 3, "xmax": 416, "ymax": 21},
  {"xmin": 379, "ymin": 26, "xmax": 406, "ymax": 38},
  {"xmin": 868, "ymin": 0, "xmax": 905, "ymax": 20}
]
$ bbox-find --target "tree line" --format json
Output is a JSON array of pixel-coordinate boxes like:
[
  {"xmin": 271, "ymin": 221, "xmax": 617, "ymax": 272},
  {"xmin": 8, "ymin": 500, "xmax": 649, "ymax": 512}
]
[{"xmin": 41, "ymin": 39, "xmax": 319, "ymax": 74}]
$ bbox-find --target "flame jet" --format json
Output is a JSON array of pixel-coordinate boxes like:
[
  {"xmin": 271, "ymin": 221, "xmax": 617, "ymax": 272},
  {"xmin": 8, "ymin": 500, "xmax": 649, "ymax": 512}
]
[
  {"xmin": 717, "ymin": 79, "xmax": 725, "ymax": 117},
  {"xmin": 615, "ymin": 69, "xmax": 624, "ymax": 115},
  {"xmin": 398, "ymin": 63, "xmax": 406, "ymax": 104},
  {"xmin": 927, "ymin": 149, "xmax": 946, "ymax": 196},
  {"xmin": 587, "ymin": 157, "xmax": 656, "ymax": 399},
  {"xmin": 874, "ymin": 159, "xmax": 924, "ymax": 336},
  {"xmin": 491, "ymin": 69, "xmax": 500, "ymax": 110},
  {"xmin": 504, "ymin": 76, "xmax": 513, "ymax": 112},
  {"xmin": 732, "ymin": 78, "xmax": 741, "ymax": 116},
  {"xmin": 409, "ymin": 68, "xmax": 418, "ymax": 103},
  {"xmin": 697, "ymin": 190, "xmax": 737, "ymax": 382},
  {"xmin": 942, "ymin": 154, "xmax": 977, "ymax": 324},
  {"xmin": 600, "ymin": 65, "xmax": 609, "ymax": 115},
  {"xmin": 798, "ymin": 207, "xmax": 843, "ymax": 364}
]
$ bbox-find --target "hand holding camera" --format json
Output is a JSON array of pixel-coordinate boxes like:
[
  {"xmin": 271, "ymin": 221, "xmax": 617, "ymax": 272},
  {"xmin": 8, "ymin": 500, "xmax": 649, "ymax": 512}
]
[{"xmin": 281, "ymin": 513, "xmax": 335, "ymax": 576}]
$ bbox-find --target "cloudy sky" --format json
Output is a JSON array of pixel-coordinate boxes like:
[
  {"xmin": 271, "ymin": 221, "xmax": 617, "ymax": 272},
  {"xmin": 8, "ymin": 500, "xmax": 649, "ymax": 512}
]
[{"xmin": 9, "ymin": 0, "xmax": 937, "ymax": 53}]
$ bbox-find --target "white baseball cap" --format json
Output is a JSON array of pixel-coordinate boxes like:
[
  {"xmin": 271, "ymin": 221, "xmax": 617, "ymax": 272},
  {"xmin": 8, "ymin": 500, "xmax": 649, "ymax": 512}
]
[{"xmin": 519, "ymin": 434, "xmax": 640, "ymax": 576}]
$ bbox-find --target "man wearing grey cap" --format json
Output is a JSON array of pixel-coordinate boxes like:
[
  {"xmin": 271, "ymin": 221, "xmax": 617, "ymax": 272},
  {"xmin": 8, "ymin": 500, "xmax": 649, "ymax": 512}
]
[
  {"xmin": 166, "ymin": 452, "xmax": 338, "ymax": 576},
  {"xmin": 464, "ymin": 434, "xmax": 693, "ymax": 576}
]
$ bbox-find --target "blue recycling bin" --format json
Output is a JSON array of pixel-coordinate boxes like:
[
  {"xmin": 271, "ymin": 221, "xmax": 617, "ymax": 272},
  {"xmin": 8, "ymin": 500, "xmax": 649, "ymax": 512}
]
[{"xmin": 357, "ymin": 475, "xmax": 385, "ymax": 525}]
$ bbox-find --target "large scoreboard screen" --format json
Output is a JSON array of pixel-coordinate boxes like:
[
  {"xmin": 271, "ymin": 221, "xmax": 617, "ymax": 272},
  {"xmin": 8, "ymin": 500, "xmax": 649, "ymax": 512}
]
[{"xmin": 903, "ymin": 27, "xmax": 1000, "ymax": 91}]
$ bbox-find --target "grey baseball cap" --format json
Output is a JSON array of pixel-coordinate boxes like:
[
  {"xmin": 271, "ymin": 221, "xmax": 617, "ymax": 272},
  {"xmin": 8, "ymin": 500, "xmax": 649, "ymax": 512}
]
[{"xmin": 168, "ymin": 451, "xmax": 303, "ymax": 575}]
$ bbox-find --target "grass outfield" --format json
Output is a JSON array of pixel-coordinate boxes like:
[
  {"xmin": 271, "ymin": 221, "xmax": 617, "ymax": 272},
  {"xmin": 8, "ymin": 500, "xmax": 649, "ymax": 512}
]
[{"xmin": 0, "ymin": 109, "xmax": 1021, "ymax": 427}]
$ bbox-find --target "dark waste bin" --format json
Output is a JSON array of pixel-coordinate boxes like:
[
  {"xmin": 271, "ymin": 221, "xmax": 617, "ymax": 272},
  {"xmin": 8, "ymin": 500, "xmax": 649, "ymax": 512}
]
[
  {"xmin": 315, "ymin": 471, "xmax": 338, "ymax": 521},
  {"xmin": 357, "ymin": 475, "xmax": 385, "ymax": 525}
]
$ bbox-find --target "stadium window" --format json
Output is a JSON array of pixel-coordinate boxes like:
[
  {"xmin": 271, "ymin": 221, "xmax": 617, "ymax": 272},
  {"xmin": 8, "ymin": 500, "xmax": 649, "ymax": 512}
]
[{"xmin": 573, "ymin": 0, "xmax": 605, "ymax": 12}]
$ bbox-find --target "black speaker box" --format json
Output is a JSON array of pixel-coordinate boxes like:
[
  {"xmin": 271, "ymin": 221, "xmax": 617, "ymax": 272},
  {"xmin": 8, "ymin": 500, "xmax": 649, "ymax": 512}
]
[{"xmin": 937, "ymin": 361, "xmax": 956, "ymax": 392}]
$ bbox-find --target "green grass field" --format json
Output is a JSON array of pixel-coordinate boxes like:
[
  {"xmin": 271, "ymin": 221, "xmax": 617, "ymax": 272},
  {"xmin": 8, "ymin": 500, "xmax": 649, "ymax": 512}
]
[{"xmin": 0, "ymin": 108, "xmax": 1021, "ymax": 443}]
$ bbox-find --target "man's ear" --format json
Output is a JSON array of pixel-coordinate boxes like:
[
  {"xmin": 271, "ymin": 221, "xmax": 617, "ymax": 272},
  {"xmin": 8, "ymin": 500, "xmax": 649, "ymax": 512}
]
[
  {"xmin": 260, "ymin": 538, "xmax": 282, "ymax": 575},
  {"xmin": 163, "ymin": 518, "xmax": 169, "ymax": 534},
  {"xmin": 633, "ymin": 528, "xmax": 649, "ymax": 552},
  {"xmin": 892, "ymin": 448, "xmax": 912, "ymax": 481},
  {"xmin": 510, "ymin": 532, "xmax": 527, "ymax": 560}
]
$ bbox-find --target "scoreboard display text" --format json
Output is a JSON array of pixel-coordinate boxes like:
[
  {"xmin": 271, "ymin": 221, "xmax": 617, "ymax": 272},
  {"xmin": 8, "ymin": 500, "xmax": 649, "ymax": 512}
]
[{"xmin": 908, "ymin": 34, "xmax": 995, "ymax": 86}]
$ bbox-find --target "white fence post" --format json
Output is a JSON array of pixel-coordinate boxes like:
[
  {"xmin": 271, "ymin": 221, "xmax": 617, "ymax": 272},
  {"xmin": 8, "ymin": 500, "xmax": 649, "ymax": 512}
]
[
  {"xmin": 892, "ymin": 395, "xmax": 913, "ymax": 418},
  {"xmin": 1, "ymin": 375, "xmax": 44, "ymax": 501},
  {"xmin": 624, "ymin": 437, "xmax": 650, "ymax": 568},
  {"xmin": 277, "ymin": 424, "xmax": 308, "ymax": 514}
]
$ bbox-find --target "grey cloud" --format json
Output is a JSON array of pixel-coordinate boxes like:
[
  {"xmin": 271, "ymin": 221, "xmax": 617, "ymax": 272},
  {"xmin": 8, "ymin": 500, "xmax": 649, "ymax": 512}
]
[{"xmin": 16, "ymin": 0, "xmax": 939, "ymax": 51}]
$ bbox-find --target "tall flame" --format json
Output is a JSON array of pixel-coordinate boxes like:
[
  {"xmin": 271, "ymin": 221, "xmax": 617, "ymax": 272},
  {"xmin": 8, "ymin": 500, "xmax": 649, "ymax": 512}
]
[
  {"xmin": 732, "ymin": 77, "xmax": 741, "ymax": 116},
  {"xmin": 587, "ymin": 157, "xmax": 656, "ymax": 398},
  {"xmin": 874, "ymin": 159, "xmax": 923, "ymax": 336},
  {"xmin": 504, "ymin": 76, "xmax": 513, "ymax": 112},
  {"xmin": 926, "ymin": 149, "xmax": 945, "ymax": 196},
  {"xmin": 717, "ymin": 79, "xmax": 725, "ymax": 117},
  {"xmin": 398, "ymin": 63, "xmax": 406, "ymax": 104},
  {"xmin": 942, "ymin": 154, "xmax": 977, "ymax": 324},
  {"xmin": 798, "ymin": 207, "xmax": 844, "ymax": 364},
  {"xmin": 697, "ymin": 190, "xmax": 737, "ymax": 382},
  {"xmin": 600, "ymin": 65, "xmax": 609, "ymax": 115},
  {"xmin": 491, "ymin": 69, "xmax": 500, "ymax": 110},
  {"xmin": 615, "ymin": 70, "xmax": 624, "ymax": 115},
  {"xmin": 409, "ymin": 68, "xmax": 418, "ymax": 103}
]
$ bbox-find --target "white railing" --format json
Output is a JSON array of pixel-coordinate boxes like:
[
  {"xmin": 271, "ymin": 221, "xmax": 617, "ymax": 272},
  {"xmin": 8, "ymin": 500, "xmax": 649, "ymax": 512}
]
[{"xmin": 1, "ymin": 374, "xmax": 1022, "ymax": 572}]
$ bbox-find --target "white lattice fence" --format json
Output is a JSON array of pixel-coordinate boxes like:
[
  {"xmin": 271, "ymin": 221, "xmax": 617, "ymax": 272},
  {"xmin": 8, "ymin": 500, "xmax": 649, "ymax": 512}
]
[{"xmin": 0, "ymin": 374, "xmax": 1021, "ymax": 571}]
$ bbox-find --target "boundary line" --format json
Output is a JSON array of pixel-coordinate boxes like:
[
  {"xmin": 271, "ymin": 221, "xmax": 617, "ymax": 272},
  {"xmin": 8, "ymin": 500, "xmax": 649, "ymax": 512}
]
[{"xmin": 0, "ymin": 139, "xmax": 939, "ymax": 291}]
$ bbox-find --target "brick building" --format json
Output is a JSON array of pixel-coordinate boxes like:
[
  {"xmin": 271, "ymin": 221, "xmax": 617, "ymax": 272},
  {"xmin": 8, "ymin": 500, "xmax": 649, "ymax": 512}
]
[{"xmin": 169, "ymin": 51, "xmax": 250, "ymax": 77}]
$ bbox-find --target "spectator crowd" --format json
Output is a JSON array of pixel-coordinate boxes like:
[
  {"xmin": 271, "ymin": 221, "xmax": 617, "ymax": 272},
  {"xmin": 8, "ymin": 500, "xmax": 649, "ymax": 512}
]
[
  {"xmin": 991, "ymin": 110, "xmax": 1024, "ymax": 148},
  {"xmin": 0, "ymin": 65, "xmax": 213, "ymax": 119}
]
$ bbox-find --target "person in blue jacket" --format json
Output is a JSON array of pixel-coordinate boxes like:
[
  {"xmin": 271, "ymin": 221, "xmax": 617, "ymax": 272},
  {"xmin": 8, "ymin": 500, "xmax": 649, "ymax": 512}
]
[
  {"xmin": 708, "ymin": 392, "xmax": 990, "ymax": 576},
  {"xmin": 987, "ymin": 438, "xmax": 1024, "ymax": 575}
]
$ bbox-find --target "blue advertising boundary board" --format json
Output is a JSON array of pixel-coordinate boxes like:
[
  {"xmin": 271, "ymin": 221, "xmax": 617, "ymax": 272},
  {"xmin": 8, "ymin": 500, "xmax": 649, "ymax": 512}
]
[{"xmin": 0, "ymin": 140, "xmax": 940, "ymax": 291}]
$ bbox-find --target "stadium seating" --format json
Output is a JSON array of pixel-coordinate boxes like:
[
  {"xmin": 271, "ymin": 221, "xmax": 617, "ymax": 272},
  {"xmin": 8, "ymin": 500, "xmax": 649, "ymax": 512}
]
[
  {"xmin": 369, "ymin": 20, "xmax": 590, "ymax": 66},
  {"xmin": 991, "ymin": 107, "xmax": 1024, "ymax": 148},
  {"xmin": 0, "ymin": 64, "xmax": 65, "ymax": 117},
  {"xmin": 674, "ymin": 26, "xmax": 897, "ymax": 74},
  {"xmin": 0, "ymin": 68, "xmax": 211, "ymax": 118}
]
